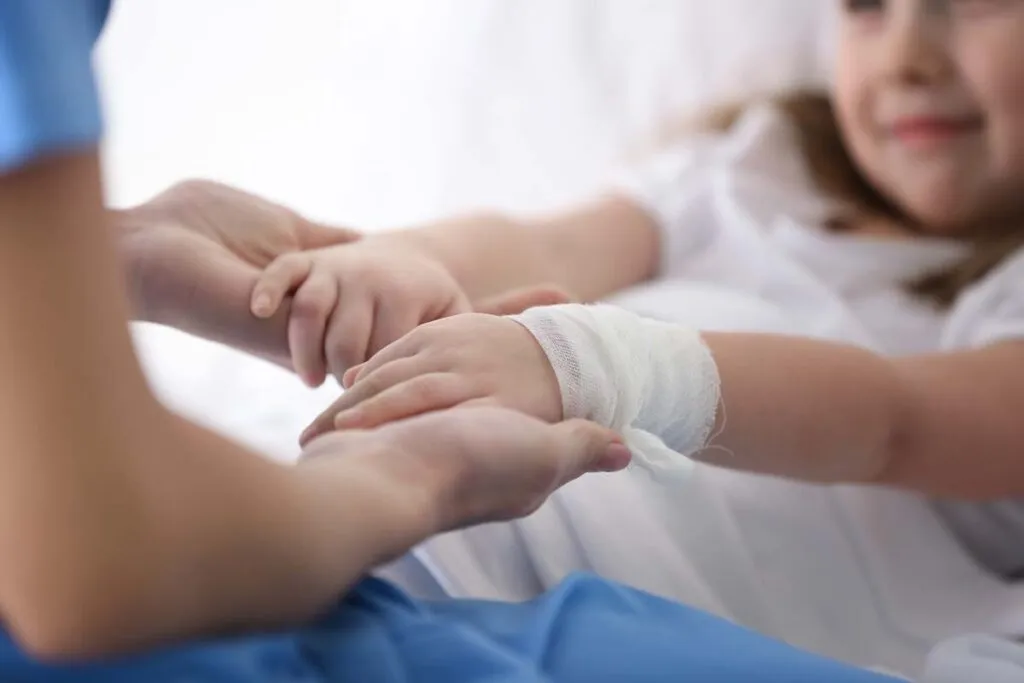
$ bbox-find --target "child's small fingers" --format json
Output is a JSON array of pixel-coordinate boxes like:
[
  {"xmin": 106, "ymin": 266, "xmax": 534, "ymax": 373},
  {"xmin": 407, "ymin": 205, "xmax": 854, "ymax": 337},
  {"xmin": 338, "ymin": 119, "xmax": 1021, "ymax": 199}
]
[
  {"xmin": 289, "ymin": 271, "xmax": 338, "ymax": 387},
  {"xmin": 333, "ymin": 373, "xmax": 477, "ymax": 430},
  {"xmin": 342, "ymin": 363, "xmax": 365, "ymax": 389},
  {"xmin": 337, "ymin": 356, "xmax": 428, "ymax": 414},
  {"xmin": 368, "ymin": 305, "xmax": 424, "ymax": 360},
  {"xmin": 324, "ymin": 292, "xmax": 374, "ymax": 382},
  {"xmin": 301, "ymin": 393, "xmax": 350, "ymax": 446},
  {"xmin": 251, "ymin": 253, "xmax": 313, "ymax": 318},
  {"xmin": 300, "ymin": 356, "xmax": 424, "ymax": 445},
  {"xmin": 340, "ymin": 324, "xmax": 429, "ymax": 390}
]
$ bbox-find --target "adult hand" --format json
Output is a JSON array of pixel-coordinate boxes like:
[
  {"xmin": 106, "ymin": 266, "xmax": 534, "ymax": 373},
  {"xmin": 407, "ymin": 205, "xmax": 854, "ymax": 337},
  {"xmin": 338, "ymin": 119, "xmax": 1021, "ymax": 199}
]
[
  {"xmin": 116, "ymin": 179, "xmax": 568, "ymax": 371},
  {"xmin": 300, "ymin": 406, "xmax": 631, "ymax": 531},
  {"xmin": 116, "ymin": 180, "xmax": 359, "ymax": 364}
]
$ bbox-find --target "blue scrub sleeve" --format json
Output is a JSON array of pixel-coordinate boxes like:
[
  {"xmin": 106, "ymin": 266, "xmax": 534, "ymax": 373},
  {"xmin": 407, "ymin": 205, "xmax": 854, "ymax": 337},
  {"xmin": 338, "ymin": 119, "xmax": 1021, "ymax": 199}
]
[
  {"xmin": 0, "ymin": 574, "xmax": 905, "ymax": 683},
  {"xmin": 0, "ymin": 0, "xmax": 111, "ymax": 172}
]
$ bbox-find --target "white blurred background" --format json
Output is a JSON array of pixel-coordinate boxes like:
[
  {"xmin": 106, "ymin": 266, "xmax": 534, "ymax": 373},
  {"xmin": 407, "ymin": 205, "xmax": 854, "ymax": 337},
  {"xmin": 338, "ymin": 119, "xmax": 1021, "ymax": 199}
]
[{"xmin": 95, "ymin": 0, "xmax": 833, "ymax": 460}]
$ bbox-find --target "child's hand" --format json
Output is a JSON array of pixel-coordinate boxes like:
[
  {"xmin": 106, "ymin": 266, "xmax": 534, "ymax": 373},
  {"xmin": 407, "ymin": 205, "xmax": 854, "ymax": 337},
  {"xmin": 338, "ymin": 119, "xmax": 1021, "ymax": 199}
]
[
  {"xmin": 250, "ymin": 243, "xmax": 471, "ymax": 387},
  {"xmin": 299, "ymin": 313, "xmax": 563, "ymax": 445}
]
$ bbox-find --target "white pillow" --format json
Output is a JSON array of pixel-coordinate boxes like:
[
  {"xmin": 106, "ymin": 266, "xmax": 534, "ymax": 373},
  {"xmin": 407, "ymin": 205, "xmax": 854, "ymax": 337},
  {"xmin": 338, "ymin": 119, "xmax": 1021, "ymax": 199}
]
[
  {"xmin": 98, "ymin": 0, "xmax": 836, "ymax": 228},
  {"xmin": 329, "ymin": 0, "xmax": 837, "ymax": 221}
]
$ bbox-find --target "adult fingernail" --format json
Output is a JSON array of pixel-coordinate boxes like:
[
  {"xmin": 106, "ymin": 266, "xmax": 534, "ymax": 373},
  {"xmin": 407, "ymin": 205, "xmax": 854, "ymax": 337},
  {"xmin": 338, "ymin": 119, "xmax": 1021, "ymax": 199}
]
[{"xmin": 596, "ymin": 443, "xmax": 632, "ymax": 472}]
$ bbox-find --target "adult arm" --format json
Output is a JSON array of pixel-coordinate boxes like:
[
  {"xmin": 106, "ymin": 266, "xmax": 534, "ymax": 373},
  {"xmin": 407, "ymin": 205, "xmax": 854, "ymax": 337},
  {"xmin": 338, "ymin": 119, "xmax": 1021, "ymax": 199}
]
[
  {"xmin": 0, "ymin": 154, "xmax": 437, "ymax": 658},
  {"xmin": 0, "ymin": 0, "xmax": 622, "ymax": 662}
]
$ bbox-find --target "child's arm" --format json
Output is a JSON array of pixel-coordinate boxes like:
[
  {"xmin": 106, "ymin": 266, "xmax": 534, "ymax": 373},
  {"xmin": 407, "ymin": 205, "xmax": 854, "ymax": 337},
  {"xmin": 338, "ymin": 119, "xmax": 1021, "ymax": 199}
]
[
  {"xmin": 515, "ymin": 305, "xmax": 1024, "ymax": 498},
  {"xmin": 370, "ymin": 194, "xmax": 661, "ymax": 304},
  {"xmin": 306, "ymin": 306, "xmax": 1024, "ymax": 500},
  {"xmin": 701, "ymin": 334, "xmax": 1023, "ymax": 497}
]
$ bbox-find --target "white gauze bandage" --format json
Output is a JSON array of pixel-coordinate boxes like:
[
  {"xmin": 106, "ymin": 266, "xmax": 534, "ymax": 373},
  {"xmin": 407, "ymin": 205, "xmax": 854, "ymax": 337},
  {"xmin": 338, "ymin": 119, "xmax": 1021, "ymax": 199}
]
[{"xmin": 511, "ymin": 304, "xmax": 721, "ymax": 478}]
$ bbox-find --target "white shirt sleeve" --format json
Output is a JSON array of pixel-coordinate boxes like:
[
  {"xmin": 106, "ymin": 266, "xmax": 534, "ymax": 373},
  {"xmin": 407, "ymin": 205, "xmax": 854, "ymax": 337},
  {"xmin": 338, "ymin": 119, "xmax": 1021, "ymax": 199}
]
[
  {"xmin": 941, "ymin": 247, "xmax": 1024, "ymax": 350},
  {"xmin": 609, "ymin": 132, "xmax": 723, "ymax": 277},
  {"xmin": 609, "ymin": 103, "xmax": 829, "ymax": 279}
]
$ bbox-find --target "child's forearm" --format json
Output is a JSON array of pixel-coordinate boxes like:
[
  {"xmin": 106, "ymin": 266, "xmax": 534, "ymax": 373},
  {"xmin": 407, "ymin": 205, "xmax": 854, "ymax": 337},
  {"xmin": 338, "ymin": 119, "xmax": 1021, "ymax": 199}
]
[
  {"xmin": 517, "ymin": 306, "xmax": 900, "ymax": 486},
  {"xmin": 375, "ymin": 194, "xmax": 660, "ymax": 303},
  {"xmin": 699, "ymin": 332, "xmax": 904, "ymax": 484},
  {"xmin": 702, "ymin": 334, "xmax": 1024, "ymax": 499},
  {"xmin": 517, "ymin": 305, "xmax": 1024, "ymax": 498}
]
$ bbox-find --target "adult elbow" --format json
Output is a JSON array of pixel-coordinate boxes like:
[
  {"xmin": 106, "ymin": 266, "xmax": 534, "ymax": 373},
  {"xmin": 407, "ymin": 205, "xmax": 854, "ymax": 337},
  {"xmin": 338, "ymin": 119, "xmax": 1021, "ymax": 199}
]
[
  {"xmin": 3, "ymin": 553, "xmax": 155, "ymax": 662},
  {"xmin": 11, "ymin": 605, "xmax": 122, "ymax": 663}
]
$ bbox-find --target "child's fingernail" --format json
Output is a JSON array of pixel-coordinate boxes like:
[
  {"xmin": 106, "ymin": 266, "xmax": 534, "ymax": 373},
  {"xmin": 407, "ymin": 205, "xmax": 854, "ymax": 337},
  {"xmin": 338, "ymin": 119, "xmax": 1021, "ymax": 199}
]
[
  {"xmin": 596, "ymin": 443, "xmax": 632, "ymax": 472},
  {"xmin": 334, "ymin": 411, "xmax": 357, "ymax": 428},
  {"xmin": 252, "ymin": 294, "xmax": 271, "ymax": 316},
  {"xmin": 342, "ymin": 365, "xmax": 363, "ymax": 389},
  {"xmin": 299, "ymin": 425, "xmax": 319, "ymax": 444}
]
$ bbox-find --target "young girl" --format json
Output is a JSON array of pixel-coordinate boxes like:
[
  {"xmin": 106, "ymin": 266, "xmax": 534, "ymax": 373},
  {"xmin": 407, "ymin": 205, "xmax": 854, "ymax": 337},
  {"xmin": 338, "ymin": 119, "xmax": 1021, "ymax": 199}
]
[
  {"xmin": 256, "ymin": 0, "xmax": 1024, "ymax": 674},
  {"xmin": 0, "ymin": 1, "xmax": 926, "ymax": 682}
]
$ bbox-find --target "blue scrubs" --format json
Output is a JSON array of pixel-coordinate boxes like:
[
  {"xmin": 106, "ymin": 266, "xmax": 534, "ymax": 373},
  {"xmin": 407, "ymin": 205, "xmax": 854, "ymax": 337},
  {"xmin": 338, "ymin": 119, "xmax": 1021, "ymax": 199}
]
[
  {"xmin": 0, "ymin": 0, "xmax": 108, "ymax": 171},
  {"xmin": 0, "ymin": 3, "xmax": 903, "ymax": 681},
  {"xmin": 0, "ymin": 575, "xmax": 903, "ymax": 682}
]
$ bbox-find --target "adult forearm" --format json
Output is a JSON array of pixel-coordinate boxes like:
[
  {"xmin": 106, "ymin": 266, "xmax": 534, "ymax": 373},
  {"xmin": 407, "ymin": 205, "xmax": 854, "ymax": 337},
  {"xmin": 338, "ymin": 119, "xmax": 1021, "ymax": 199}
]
[
  {"xmin": 377, "ymin": 194, "xmax": 660, "ymax": 303},
  {"xmin": 7, "ymin": 404, "xmax": 438, "ymax": 659},
  {"xmin": 96, "ymin": 410, "xmax": 436, "ymax": 655},
  {"xmin": 0, "ymin": 155, "xmax": 438, "ymax": 657}
]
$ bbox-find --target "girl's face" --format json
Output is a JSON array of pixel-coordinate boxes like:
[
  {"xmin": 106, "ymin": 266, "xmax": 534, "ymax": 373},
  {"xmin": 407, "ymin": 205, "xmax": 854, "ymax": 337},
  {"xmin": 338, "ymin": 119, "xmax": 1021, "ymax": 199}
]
[{"xmin": 834, "ymin": 0, "xmax": 1024, "ymax": 236}]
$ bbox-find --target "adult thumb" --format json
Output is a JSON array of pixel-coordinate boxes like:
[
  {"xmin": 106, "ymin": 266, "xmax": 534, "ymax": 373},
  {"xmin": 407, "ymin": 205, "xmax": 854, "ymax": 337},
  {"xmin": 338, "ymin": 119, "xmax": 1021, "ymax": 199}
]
[
  {"xmin": 551, "ymin": 419, "xmax": 632, "ymax": 480},
  {"xmin": 476, "ymin": 285, "xmax": 574, "ymax": 316}
]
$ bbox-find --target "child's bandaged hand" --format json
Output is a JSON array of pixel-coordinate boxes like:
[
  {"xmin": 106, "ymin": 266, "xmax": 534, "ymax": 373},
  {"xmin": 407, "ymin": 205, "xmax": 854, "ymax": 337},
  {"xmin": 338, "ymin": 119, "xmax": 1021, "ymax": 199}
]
[
  {"xmin": 250, "ymin": 243, "xmax": 471, "ymax": 387},
  {"xmin": 299, "ymin": 313, "xmax": 563, "ymax": 445}
]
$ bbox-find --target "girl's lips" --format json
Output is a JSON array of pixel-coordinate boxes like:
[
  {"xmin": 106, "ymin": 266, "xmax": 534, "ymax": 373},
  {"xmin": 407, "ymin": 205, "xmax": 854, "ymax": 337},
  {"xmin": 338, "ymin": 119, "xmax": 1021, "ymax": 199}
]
[{"xmin": 889, "ymin": 116, "xmax": 983, "ymax": 148}]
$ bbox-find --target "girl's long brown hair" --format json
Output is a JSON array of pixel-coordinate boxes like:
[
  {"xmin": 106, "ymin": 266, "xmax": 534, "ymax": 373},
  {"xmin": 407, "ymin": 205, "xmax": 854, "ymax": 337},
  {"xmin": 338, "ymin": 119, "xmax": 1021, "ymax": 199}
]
[{"xmin": 692, "ymin": 90, "xmax": 1022, "ymax": 308}]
